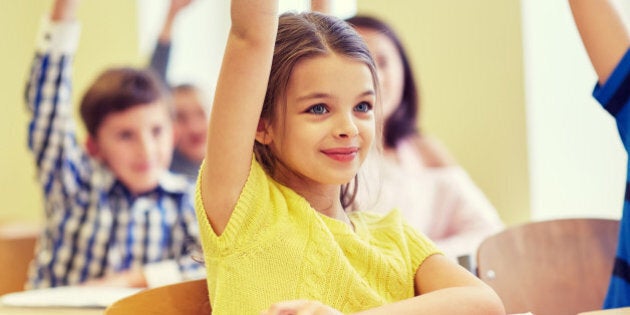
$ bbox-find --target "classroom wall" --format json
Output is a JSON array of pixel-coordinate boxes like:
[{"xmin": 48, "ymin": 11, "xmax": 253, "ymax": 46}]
[
  {"xmin": 356, "ymin": 1, "xmax": 530, "ymax": 225},
  {"xmin": 0, "ymin": 1, "xmax": 140, "ymax": 223},
  {"xmin": 523, "ymin": 0, "xmax": 628, "ymax": 222}
]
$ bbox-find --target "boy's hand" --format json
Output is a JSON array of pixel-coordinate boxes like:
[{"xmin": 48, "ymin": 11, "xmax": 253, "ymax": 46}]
[
  {"xmin": 159, "ymin": 0, "xmax": 194, "ymax": 42},
  {"xmin": 51, "ymin": 0, "xmax": 80, "ymax": 22},
  {"xmin": 261, "ymin": 300, "xmax": 344, "ymax": 315},
  {"xmin": 310, "ymin": 0, "xmax": 331, "ymax": 14},
  {"xmin": 81, "ymin": 267, "xmax": 147, "ymax": 288},
  {"xmin": 168, "ymin": 0, "xmax": 193, "ymax": 18}
]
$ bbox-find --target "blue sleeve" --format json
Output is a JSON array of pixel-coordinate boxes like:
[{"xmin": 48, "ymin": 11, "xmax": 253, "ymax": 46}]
[
  {"xmin": 593, "ymin": 48, "xmax": 630, "ymax": 148},
  {"xmin": 149, "ymin": 41, "xmax": 172, "ymax": 84}
]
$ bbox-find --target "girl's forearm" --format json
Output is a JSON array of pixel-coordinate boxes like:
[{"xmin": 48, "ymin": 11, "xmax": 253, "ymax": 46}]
[{"xmin": 353, "ymin": 287, "xmax": 505, "ymax": 315}]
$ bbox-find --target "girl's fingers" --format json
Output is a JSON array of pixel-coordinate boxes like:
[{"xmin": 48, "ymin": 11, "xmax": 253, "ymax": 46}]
[{"xmin": 263, "ymin": 300, "xmax": 339, "ymax": 315}]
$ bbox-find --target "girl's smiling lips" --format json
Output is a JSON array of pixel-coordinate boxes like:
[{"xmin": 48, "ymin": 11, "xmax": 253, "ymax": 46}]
[{"xmin": 321, "ymin": 147, "xmax": 359, "ymax": 162}]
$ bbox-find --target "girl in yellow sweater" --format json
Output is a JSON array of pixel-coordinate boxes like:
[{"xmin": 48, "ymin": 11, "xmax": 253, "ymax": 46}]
[{"xmin": 196, "ymin": 0, "xmax": 505, "ymax": 314}]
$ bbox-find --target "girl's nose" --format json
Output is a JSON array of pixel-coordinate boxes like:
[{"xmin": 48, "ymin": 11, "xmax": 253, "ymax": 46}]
[{"xmin": 335, "ymin": 113, "xmax": 359, "ymax": 138}]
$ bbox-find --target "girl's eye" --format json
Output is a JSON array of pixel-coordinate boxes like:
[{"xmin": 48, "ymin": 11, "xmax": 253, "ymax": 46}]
[
  {"xmin": 308, "ymin": 104, "xmax": 329, "ymax": 115},
  {"xmin": 354, "ymin": 101, "xmax": 373, "ymax": 113}
]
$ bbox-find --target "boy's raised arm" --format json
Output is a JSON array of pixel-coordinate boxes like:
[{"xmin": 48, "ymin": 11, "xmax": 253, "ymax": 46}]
[
  {"xmin": 310, "ymin": 0, "xmax": 332, "ymax": 14},
  {"xmin": 569, "ymin": 0, "xmax": 630, "ymax": 84},
  {"xmin": 200, "ymin": 0, "xmax": 279, "ymax": 235}
]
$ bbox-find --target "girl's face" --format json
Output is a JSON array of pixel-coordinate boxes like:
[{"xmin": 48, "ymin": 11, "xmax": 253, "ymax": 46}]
[
  {"xmin": 355, "ymin": 27, "xmax": 405, "ymax": 120},
  {"xmin": 258, "ymin": 53, "xmax": 376, "ymax": 189}
]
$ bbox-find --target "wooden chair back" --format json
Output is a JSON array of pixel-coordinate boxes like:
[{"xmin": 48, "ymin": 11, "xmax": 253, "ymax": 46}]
[
  {"xmin": 476, "ymin": 218, "xmax": 619, "ymax": 315},
  {"xmin": 0, "ymin": 223, "xmax": 39, "ymax": 295},
  {"xmin": 105, "ymin": 279, "xmax": 211, "ymax": 314}
]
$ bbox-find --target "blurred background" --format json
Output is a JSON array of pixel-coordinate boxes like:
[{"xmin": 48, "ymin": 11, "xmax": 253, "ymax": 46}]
[{"xmin": 2, "ymin": 0, "xmax": 629, "ymax": 226}]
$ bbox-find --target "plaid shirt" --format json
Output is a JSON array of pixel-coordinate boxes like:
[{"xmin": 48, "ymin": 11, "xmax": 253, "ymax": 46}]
[{"xmin": 25, "ymin": 18, "xmax": 203, "ymax": 289}]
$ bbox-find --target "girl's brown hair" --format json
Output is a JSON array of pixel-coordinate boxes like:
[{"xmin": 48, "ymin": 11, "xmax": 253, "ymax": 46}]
[{"xmin": 254, "ymin": 11, "xmax": 379, "ymax": 209}]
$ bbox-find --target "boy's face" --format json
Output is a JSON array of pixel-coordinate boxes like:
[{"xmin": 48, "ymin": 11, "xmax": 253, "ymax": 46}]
[
  {"xmin": 173, "ymin": 89, "xmax": 208, "ymax": 162},
  {"xmin": 91, "ymin": 101, "xmax": 174, "ymax": 195}
]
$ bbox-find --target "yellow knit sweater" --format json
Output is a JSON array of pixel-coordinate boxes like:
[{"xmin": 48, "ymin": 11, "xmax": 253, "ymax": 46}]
[{"xmin": 195, "ymin": 158, "xmax": 440, "ymax": 314}]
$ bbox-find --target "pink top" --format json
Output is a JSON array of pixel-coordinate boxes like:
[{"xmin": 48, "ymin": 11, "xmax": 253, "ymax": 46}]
[{"xmin": 354, "ymin": 138, "xmax": 504, "ymax": 260}]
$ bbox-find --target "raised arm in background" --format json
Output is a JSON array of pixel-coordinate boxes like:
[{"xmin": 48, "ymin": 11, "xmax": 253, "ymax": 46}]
[
  {"xmin": 310, "ymin": 0, "xmax": 331, "ymax": 14},
  {"xmin": 569, "ymin": 0, "xmax": 630, "ymax": 84},
  {"xmin": 569, "ymin": 0, "xmax": 630, "ymax": 309},
  {"xmin": 149, "ymin": 0, "xmax": 193, "ymax": 81}
]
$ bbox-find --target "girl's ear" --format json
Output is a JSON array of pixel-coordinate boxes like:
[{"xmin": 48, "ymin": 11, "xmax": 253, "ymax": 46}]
[
  {"xmin": 85, "ymin": 135, "xmax": 101, "ymax": 159},
  {"xmin": 255, "ymin": 119, "xmax": 273, "ymax": 145}
]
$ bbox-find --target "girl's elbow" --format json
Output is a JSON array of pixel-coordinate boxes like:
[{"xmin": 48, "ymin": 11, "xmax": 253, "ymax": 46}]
[{"xmin": 481, "ymin": 291, "xmax": 506, "ymax": 315}]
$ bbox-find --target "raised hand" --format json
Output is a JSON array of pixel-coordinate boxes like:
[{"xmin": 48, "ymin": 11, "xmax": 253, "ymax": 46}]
[
  {"xmin": 167, "ymin": 0, "xmax": 194, "ymax": 19},
  {"xmin": 159, "ymin": 0, "xmax": 194, "ymax": 43},
  {"xmin": 51, "ymin": 0, "xmax": 79, "ymax": 21}
]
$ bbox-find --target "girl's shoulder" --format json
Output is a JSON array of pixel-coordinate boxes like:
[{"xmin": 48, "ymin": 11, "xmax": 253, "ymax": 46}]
[{"xmin": 350, "ymin": 209, "xmax": 405, "ymax": 229}]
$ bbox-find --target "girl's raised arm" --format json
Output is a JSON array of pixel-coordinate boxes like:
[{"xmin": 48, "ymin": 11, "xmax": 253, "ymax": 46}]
[
  {"xmin": 200, "ymin": 0, "xmax": 279, "ymax": 235},
  {"xmin": 569, "ymin": 0, "xmax": 630, "ymax": 84}
]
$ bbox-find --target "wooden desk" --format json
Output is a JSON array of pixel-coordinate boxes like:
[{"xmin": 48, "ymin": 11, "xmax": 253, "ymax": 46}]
[
  {"xmin": 578, "ymin": 307, "xmax": 630, "ymax": 315},
  {"xmin": 0, "ymin": 222, "xmax": 40, "ymax": 296},
  {"xmin": 0, "ymin": 304, "xmax": 103, "ymax": 314}
]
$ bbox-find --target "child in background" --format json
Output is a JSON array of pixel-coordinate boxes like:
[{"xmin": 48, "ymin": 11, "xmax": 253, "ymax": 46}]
[
  {"xmin": 25, "ymin": 0, "xmax": 202, "ymax": 288},
  {"xmin": 150, "ymin": 0, "xmax": 210, "ymax": 180},
  {"xmin": 569, "ymin": 0, "xmax": 630, "ymax": 308},
  {"xmin": 196, "ymin": 0, "xmax": 505, "ymax": 314},
  {"xmin": 168, "ymin": 84, "xmax": 210, "ymax": 179}
]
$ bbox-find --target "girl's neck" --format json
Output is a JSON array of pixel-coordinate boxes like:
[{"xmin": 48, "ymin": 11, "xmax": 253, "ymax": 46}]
[
  {"xmin": 272, "ymin": 164, "xmax": 352, "ymax": 227},
  {"xmin": 291, "ymin": 182, "xmax": 345, "ymax": 216}
]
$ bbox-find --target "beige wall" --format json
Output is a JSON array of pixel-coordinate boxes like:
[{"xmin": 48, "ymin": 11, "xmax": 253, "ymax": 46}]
[
  {"xmin": 357, "ymin": 1, "xmax": 530, "ymax": 225},
  {"xmin": 0, "ymin": 1, "xmax": 140, "ymax": 223}
]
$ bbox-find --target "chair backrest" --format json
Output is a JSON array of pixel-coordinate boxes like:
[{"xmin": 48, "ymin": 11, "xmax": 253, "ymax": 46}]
[
  {"xmin": 578, "ymin": 306, "xmax": 630, "ymax": 315},
  {"xmin": 476, "ymin": 218, "xmax": 619, "ymax": 315},
  {"xmin": 105, "ymin": 279, "xmax": 211, "ymax": 315},
  {"xmin": 0, "ymin": 223, "xmax": 39, "ymax": 295}
]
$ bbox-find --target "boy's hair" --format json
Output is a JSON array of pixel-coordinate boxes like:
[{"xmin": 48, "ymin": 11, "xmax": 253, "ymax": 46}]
[
  {"xmin": 254, "ymin": 11, "xmax": 379, "ymax": 209},
  {"xmin": 345, "ymin": 15, "xmax": 420, "ymax": 149},
  {"xmin": 80, "ymin": 67, "xmax": 171, "ymax": 136},
  {"xmin": 171, "ymin": 83, "xmax": 211, "ymax": 114},
  {"xmin": 172, "ymin": 83, "xmax": 198, "ymax": 94}
]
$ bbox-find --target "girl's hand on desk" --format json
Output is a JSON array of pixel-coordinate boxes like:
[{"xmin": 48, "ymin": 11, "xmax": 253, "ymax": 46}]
[{"xmin": 262, "ymin": 300, "xmax": 343, "ymax": 315}]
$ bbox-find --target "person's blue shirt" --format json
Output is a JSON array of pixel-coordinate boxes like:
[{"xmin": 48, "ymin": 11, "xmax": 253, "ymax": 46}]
[{"xmin": 593, "ymin": 48, "xmax": 630, "ymax": 309}]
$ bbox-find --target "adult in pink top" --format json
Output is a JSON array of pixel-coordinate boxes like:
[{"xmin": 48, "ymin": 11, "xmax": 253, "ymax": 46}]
[{"xmin": 346, "ymin": 15, "xmax": 504, "ymax": 261}]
